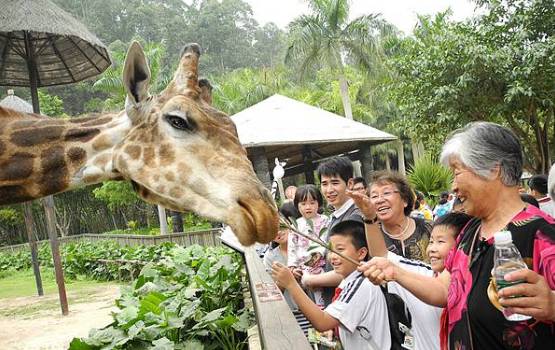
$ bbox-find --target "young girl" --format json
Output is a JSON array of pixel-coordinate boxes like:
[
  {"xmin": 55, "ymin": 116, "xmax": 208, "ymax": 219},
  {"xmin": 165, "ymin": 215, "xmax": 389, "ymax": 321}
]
[
  {"xmin": 263, "ymin": 222, "xmax": 298, "ymax": 310},
  {"xmin": 288, "ymin": 184, "xmax": 329, "ymax": 307}
]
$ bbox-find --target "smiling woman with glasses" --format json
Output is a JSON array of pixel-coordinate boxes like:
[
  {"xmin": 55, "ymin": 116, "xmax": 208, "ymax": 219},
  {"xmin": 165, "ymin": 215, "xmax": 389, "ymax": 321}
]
[{"xmin": 363, "ymin": 171, "xmax": 432, "ymax": 261}]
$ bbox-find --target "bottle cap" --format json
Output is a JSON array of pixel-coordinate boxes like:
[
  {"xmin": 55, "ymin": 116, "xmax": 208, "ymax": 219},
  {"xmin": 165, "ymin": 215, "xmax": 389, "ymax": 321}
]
[{"xmin": 494, "ymin": 230, "xmax": 512, "ymax": 245}]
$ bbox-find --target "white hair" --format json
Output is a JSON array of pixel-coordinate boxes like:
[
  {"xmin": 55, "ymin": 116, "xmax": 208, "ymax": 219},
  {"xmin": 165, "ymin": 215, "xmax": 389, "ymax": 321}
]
[
  {"xmin": 549, "ymin": 163, "xmax": 555, "ymax": 201},
  {"xmin": 440, "ymin": 122, "xmax": 523, "ymax": 186}
]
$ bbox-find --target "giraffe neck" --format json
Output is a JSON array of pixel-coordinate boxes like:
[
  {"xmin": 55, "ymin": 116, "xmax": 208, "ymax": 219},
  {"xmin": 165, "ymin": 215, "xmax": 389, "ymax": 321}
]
[{"xmin": 0, "ymin": 106, "xmax": 131, "ymax": 204}]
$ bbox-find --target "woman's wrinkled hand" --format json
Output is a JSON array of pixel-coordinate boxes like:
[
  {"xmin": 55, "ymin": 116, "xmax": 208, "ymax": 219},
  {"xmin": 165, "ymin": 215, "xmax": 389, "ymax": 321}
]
[
  {"xmin": 498, "ymin": 269, "xmax": 555, "ymax": 322},
  {"xmin": 358, "ymin": 257, "xmax": 398, "ymax": 285},
  {"xmin": 346, "ymin": 189, "xmax": 376, "ymax": 220},
  {"xmin": 271, "ymin": 262, "xmax": 296, "ymax": 290}
]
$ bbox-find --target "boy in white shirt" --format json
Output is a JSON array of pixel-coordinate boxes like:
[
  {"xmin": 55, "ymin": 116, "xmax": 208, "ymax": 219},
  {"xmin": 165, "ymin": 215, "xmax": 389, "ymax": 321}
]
[{"xmin": 272, "ymin": 219, "xmax": 390, "ymax": 350}]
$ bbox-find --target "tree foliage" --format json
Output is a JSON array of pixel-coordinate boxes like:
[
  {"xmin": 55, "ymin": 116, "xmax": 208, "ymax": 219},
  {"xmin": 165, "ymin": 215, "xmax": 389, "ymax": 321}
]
[
  {"xmin": 285, "ymin": 0, "xmax": 393, "ymax": 119},
  {"xmin": 386, "ymin": 0, "xmax": 555, "ymax": 172}
]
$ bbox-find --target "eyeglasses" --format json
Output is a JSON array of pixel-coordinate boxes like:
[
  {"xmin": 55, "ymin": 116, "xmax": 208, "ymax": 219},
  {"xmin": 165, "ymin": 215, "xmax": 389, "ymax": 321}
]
[{"xmin": 369, "ymin": 190, "xmax": 400, "ymax": 201}]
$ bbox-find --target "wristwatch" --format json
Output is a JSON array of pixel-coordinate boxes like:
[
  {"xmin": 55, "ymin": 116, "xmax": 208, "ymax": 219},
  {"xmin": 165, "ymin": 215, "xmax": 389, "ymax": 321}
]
[{"xmin": 362, "ymin": 215, "xmax": 379, "ymax": 225}]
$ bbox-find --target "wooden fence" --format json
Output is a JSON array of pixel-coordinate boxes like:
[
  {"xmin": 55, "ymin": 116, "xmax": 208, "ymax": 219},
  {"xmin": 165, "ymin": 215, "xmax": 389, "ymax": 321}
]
[
  {"xmin": 1, "ymin": 229, "xmax": 313, "ymax": 349},
  {"xmin": 0, "ymin": 229, "xmax": 221, "ymax": 253}
]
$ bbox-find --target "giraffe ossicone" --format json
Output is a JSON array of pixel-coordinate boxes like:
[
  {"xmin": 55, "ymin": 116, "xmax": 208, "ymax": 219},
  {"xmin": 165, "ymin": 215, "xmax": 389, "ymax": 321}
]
[{"xmin": 0, "ymin": 41, "xmax": 278, "ymax": 245}]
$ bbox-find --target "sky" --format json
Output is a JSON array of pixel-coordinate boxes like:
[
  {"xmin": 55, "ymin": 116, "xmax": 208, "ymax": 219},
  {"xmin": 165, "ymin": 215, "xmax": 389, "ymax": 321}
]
[{"xmin": 244, "ymin": 0, "xmax": 480, "ymax": 34}]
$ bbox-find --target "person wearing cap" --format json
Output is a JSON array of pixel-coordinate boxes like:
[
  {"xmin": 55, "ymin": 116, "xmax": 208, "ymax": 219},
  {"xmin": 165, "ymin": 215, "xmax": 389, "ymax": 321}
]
[{"xmin": 528, "ymin": 174, "xmax": 555, "ymax": 217}]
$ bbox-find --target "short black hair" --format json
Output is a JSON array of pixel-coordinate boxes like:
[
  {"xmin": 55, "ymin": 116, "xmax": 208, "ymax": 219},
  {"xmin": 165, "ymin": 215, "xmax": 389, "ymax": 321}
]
[
  {"xmin": 279, "ymin": 201, "xmax": 301, "ymax": 220},
  {"xmin": 317, "ymin": 156, "xmax": 353, "ymax": 184},
  {"xmin": 294, "ymin": 184, "xmax": 323, "ymax": 210},
  {"xmin": 433, "ymin": 212, "xmax": 472, "ymax": 237},
  {"xmin": 329, "ymin": 219, "xmax": 368, "ymax": 260},
  {"xmin": 438, "ymin": 191, "xmax": 450, "ymax": 205},
  {"xmin": 528, "ymin": 175, "xmax": 548, "ymax": 195},
  {"xmin": 352, "ymin": 176, "xmax": 367, "ymax": 188},
  {"xmin": 520, "ymin": 193, "xmax": 539, "ymax": 208}
]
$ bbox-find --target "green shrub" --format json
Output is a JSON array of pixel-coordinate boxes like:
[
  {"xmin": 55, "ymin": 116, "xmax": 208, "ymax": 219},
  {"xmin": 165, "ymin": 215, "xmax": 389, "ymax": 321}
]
[{"xmin": 407, "ymin": 154, "xmax": 453, "ymax": 206}]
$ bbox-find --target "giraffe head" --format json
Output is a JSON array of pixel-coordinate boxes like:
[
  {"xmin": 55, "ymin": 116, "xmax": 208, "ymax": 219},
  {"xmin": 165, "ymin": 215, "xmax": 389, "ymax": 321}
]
[{"xmin": 112, "ymin": 42, "xmax": 278, "ymax": 245}]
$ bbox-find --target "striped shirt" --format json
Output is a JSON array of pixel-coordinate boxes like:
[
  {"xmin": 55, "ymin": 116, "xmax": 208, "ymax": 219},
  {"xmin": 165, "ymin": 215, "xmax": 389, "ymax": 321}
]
[{"xmin": 325, "ymin": 271, "xmax": 391, "ymax": 350}]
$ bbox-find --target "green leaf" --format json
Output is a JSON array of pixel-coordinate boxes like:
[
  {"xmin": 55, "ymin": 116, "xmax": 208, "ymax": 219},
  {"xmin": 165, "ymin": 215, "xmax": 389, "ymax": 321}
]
[
  {"xmin": 150, "ymin": 337, "xmax": 174, "ymax": 350},
  {"xmin": 68, "ymin": 338, "xmax": 97, "ymax": 350},
  {"xmin": 180, "ymin": 339, "xmax": 204, "ymax": 350}
]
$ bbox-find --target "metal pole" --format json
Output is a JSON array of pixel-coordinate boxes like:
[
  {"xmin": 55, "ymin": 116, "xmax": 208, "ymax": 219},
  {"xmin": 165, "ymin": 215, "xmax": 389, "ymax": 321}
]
[{"xmin": 24, "ymin": 31, "xmax": 68, "ymax": 315}]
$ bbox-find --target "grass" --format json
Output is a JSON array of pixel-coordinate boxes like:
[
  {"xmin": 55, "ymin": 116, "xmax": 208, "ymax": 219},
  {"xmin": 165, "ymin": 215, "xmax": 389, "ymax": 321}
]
[
  {"xmin": 0, "ymin": 268, "xmax": 116, "ymax": 299},
  {"xmin": 0, "ymin": 268, "xmax": 121, "ymax": 317}
]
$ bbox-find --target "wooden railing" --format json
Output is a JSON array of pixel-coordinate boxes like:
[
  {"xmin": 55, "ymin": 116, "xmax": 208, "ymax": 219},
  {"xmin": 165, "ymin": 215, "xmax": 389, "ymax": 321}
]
[{"xmin": 242, "ymin": 246, "xmax": 312, "ymax": 350}]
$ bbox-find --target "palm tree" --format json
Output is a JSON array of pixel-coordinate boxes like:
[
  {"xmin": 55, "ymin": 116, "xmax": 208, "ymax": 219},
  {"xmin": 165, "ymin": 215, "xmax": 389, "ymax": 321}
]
[{"xmin": 285, "ymin": 0, "xmax": 392, "ymax": 120}]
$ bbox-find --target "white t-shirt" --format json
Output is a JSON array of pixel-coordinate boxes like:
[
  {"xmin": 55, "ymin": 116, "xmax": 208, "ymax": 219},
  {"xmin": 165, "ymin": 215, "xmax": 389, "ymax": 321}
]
[
  {"xmin": 387, "ymin": 251, "xmax": 442, "ymax": 350},
  {"xmin": 538, "ymin": 197, "xmax": 555, "ymax": 218},
  {"xmin": 325, "ymin": 271, "xmax": 391, "ymax": 350}
]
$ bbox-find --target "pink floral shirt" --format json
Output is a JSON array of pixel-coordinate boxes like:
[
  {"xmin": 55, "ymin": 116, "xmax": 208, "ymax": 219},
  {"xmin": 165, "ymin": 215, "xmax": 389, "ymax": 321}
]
[{"xmin": 444, "ymin": 205, "xmax": 555, "ymax": 349}]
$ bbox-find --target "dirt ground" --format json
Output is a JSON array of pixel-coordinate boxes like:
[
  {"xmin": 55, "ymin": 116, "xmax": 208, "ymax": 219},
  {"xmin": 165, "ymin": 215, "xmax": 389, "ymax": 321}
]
[{"xmin": 0, "ymin": 284, "xmax": 120, "ymax": 350}]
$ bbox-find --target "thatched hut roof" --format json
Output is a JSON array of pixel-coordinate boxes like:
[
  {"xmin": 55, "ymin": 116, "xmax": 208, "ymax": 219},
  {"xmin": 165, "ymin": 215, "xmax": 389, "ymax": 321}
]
[
  {"xmin": 0, "ymin": 89, "xmax": 33, "ymax": 113},
  {"xmin": 231, "ymin": 94, "xmax": 397, "ymax": 171}
]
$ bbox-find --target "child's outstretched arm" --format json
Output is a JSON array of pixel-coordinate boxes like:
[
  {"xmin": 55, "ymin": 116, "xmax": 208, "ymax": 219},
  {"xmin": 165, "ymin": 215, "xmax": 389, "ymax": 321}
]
[
  {"xmin": 271, "ymin": 262, "xmax": 340, "ymax": 332},
  {"xmin": 346, "ymin": 189, "xmax": 388, "ymax": 257},
  {"xmin": 358, "ymin": 256, "xmax": 450, "ymax": 307}
]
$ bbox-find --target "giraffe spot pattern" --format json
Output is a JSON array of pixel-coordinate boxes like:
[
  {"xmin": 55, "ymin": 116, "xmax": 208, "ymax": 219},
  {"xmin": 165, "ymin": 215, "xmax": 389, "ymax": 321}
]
[
  {"xmin": 0, "ymin": 152, "xmax": 34, "ymax": 181},
  {"xmin": 164, "ymin": 172, "xmax": 175, "ymax": 182},
  {"xmin": 0, "ymin": 185, "xmax": 33, "ymax": 205},
  {"xmin": 159, "ymin": 143, "xmax": 175, "ymax": 165},
  {"xmin": 39, "ymin": 146, "xmax": 68, "ymax": 196},
  {"xmin": 170, "ymin": 187, "xmax": 184, "ymax": 198},
  {"xmin": 124, "ymin": 145, "xmax": 141, "ymax": 160},
  {"xmin": 11, "ymin": 126, "xmax": 65, "ymax": 147},
  {"xmin": 64, "ymin": 128, "xmax": 101, "ymax": 143},
  {"xmin": 67, "ymin": 147, "xmax": 86, "ymax": 165},
  {"xmin": 143, "ymin": 147, "xmax": 155, "ymax": 167}
]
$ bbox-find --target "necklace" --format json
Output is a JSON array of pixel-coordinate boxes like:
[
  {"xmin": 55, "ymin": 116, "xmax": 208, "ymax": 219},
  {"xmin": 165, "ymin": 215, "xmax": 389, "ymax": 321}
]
[{"xmin": 381, "ymin": 216, "xmax": 412, "ymax": 241}]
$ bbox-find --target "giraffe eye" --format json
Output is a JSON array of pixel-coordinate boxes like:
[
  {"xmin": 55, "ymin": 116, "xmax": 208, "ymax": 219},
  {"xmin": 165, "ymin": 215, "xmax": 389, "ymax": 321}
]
[{"xmin": 165, "ymin": 114, "xmax": 194, "ymax": 131}]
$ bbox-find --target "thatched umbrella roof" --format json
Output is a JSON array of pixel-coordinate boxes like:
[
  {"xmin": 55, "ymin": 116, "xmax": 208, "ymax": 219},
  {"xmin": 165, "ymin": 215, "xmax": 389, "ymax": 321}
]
[
  {"xmin": 0, "ymin": 89, "xmax": 33, "ymax": 113},
  {"xmin": 0, "ymin": 0, "xmax": 111, "ymax": 87}
]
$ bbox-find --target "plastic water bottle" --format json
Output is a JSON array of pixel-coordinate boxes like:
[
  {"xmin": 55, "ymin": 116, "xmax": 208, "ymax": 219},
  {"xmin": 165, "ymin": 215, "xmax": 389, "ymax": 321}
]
[{"xmin": 493, "ymin": 230, "xmax": 531, "ymax": 321}]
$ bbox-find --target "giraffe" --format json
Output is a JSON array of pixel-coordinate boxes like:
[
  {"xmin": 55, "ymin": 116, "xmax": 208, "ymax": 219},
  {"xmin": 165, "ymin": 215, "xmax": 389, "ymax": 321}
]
[{"xmin": 0, "ymin": 42, "xmax": 278, "ymax": 246}]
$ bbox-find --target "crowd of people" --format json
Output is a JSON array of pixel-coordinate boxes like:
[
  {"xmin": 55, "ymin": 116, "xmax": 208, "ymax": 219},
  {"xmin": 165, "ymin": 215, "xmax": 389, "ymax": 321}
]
[{"xmin": 260, "ymin": 122, "xmax": 555, "ymax": 350}]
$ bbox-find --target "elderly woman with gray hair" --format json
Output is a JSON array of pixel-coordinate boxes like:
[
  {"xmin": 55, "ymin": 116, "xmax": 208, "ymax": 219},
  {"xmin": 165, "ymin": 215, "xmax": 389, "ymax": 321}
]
[{"xmin": 359, "ymin": 122, "xmax": 555, "ymax": 349}]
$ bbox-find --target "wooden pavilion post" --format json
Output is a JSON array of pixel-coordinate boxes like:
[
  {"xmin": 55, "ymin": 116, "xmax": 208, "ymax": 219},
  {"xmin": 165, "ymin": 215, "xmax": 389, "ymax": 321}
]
[
  {"xmin": 360, "ymin": 142, "xmax": 374, "ymax": 181},
  {"xmin": 251, "ymin": 147, "xmax": 272, "ymax": 189},
  {"xmin": 25, "ymin": 31, "xmax": 68, "ymax": 315},
  {"xmin": 302, "ymin": 145, "xmax": 315, "ymax": 184},
  {"xmin": 23, "ymin": 203, "xmax": 43, "ymax": 296}
]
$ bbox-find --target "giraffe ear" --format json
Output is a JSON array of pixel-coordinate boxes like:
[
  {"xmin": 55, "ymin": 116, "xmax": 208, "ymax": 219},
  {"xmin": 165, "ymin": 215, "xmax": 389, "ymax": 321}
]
[{"xmin": 123, "ymin": 41, "xmax": 151, "ymax": 106}]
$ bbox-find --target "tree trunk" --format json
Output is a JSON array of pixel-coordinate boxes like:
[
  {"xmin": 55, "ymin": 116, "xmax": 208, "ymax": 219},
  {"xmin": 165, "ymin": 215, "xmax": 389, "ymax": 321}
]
[
  {"xmin": 396, "ymin": 140, "xmax": 406, "ymax": 175},
  {"xmin": 338, "ymin": 74, "xmax": 353, "ymax": 120},
  {"xmin": 170, "ymin": 211, "xmax": 184, "ymax": 233},
  {"xmin": 385, "ymin": 154, "xmax": 391, "ymax": 171}
]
